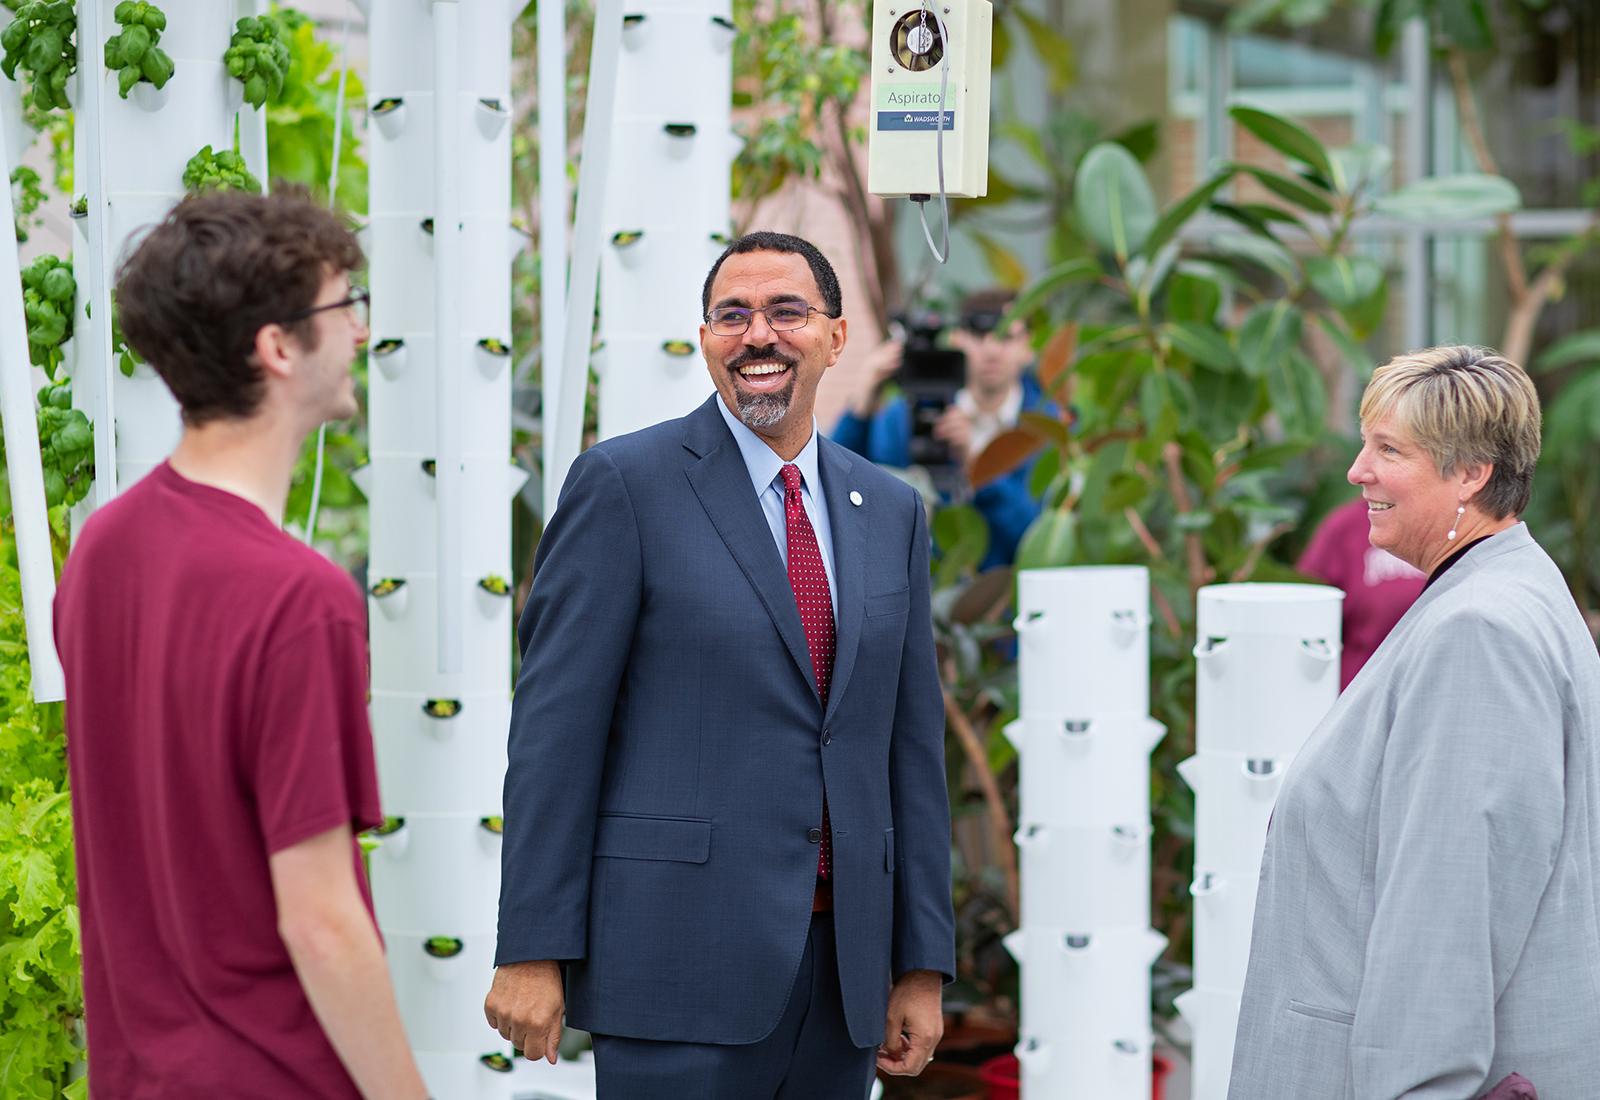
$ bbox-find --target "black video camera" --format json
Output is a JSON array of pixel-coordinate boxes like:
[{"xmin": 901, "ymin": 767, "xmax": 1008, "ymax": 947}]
[{"xmin": 893, "ymin": 310, "xmax": 966, "ymax": 491}]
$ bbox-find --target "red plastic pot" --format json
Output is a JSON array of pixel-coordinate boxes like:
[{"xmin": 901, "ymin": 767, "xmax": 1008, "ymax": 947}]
[{"xmin": 978, "ymin": 1051, "xmax": 1174, "ymax": 1100}]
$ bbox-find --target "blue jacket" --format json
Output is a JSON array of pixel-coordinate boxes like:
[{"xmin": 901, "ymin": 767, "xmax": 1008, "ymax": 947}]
[
  {"xmin": 496, "ymin": 396, "xmax": 956, "ymax": 1047},
  {"xmin": 831, "ymin": 373, "xmax": 1056, "ymax": 570}
]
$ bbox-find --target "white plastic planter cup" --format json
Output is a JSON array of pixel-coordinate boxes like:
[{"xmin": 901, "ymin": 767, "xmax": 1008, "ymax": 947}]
[
  {"xmin": 1177, "ymin": 752, "xmax": 1288, "ymax": 875},
  {"xmin": 369, "ymin": 814, "xmax": 503, "ymax": 933},
  {"xmin": 388, "ymin": 931, "xmax": 501, "ymax": 1050},
  {"xmin": 1175, "ymin": 987, "xmax": 1243, "ymax": 1100},
  {"xmin": 367, "ymin": 573, "xmax": 512, "ymax": 696},
  {"xmin": 1194, "ymin": 583, "xmax": 1342, "ymax": 758},
  {"xmin": 1006, "ymin": 926, "xmax": 1164, "ymax": 1046},
  {"xmin": 1190, "ymin": 868, "xmax": 1262, "ymax": 993},
  {"xmin": 1014, "ymin": 1030, "xmax": 1154, "ymax": 1099},
  {"xmin": 1016, "ymin": 821, "xmax": 1150, "ymax": 931},
  {"xmin": 1005, "ymin": 716, "xmax": 1163, "ymax": 828},
  {"xmin": 1015, "ymin": 566, "xmax": 1150, "ymax": 720},
  {"xmin": 369, "ymin": 692, "xmax": 509, "ymax": 813}
]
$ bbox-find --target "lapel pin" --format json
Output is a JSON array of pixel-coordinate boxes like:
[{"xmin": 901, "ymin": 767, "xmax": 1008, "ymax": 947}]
[{"xmin": 849, "ymin": 490, "xmax": 863, "ymax": 506}]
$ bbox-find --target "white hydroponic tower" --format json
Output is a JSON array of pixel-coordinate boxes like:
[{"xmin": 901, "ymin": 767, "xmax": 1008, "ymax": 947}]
[
  {"xmin": 594, "ymin": 0, "xmax": 732, "ymax": 439},
  {"xmin": 1005, "ymin": 566, "xmax": 1165, "ymax": 1099},
  {"xmin": 1175, "ymin": 583, "xmax": 1342, "ymax": 1099},
  {"xmin": 70, "ymin": 0, "xmax": 269, "ymax": 503},
  {"xmin": 356, "ymin": 2, "xmax": 543, "ymax": 1096}
]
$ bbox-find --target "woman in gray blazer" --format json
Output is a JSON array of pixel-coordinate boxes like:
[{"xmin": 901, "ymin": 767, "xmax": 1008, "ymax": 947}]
[{"xmin": 1229, "ymin": 346, "xmax": 1600, "ymax": 1100}]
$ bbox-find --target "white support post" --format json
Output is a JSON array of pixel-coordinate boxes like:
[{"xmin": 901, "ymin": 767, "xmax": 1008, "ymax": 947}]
[
  {"xmin": 1005, "ymin": 566, "xmax": 1164, "ymax": 1099},
  {"xmin": 432, "ymin": 0, "xmax": 463, "ymax": 675},
  {"xmin": 594, "ymin": 0, "xmax": 731, "ymax": 442},
  {"xmin": 549, "ymin": 0, "xmax": 621, "ymax": 492},
  {"xmin": 0, "ymin": 109, "xmax": 65, "ymax": 702},
  {"xmin": 75, "ymin": 0, "xmax": 119, "ymax": 507},
  {"xmin": 1175, "ymin": 583, "xmax": 1342, "ymax": 1099},
  {"xmin": 537, "ymin": 0, "xmax": 568, "ymax": 512}
]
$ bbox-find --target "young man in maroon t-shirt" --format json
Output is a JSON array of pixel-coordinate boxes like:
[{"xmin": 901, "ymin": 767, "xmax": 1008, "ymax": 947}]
[{"xmin": 53, "ymin": 191, "xmax": 427, "ymax": 1098}]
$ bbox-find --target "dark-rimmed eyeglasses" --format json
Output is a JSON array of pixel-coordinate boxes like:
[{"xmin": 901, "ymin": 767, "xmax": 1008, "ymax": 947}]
[
  {"xmin": 705, "ymin": 303, "xmax": 827, "ymax": 337},
  {"xmin": 285, "ymin": 286, "xmax": 369, "ymax": 328}
]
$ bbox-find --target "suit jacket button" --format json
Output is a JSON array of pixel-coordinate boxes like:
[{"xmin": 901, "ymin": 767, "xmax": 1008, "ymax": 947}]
[
  {"xmin": 807, "ymin": 827, "xmax": 822, "ymax": 844},
  {"xmin": 822, "ymin": 728, "xmax": 832, "ymax": 746}
]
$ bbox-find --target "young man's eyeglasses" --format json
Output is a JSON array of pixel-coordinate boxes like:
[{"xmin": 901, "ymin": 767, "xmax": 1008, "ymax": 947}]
[
  {"xmin": 705, "ymin": 303, "xmax": 827, "ymax": 337},
  {"xmin": 285, "ymin": 286, "xmax": 369, "ymax": 328}
]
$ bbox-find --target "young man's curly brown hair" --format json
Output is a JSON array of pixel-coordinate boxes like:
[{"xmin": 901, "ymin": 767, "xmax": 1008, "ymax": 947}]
[{"xmin": 116, "ymin": 188, "xmax": 364, "ymax": 426}]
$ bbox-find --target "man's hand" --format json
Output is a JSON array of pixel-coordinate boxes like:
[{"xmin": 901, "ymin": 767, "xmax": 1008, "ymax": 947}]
[
  {"xmin": 932, "ymin": 405, "xmax": 975, "ymax": 465},
  {"xmin": 877, "ymin": 969, "xmax": 943, "ymax": 1076},
  {"xmin": 483, "ymin": 959, "xmax": 564, "ymax": 1064}
]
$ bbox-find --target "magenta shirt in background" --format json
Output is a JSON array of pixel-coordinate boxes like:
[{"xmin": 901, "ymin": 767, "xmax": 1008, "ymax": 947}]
[{"xmin": 1297, "ymin": 497, "xmax": 1426, "ymax": 689}]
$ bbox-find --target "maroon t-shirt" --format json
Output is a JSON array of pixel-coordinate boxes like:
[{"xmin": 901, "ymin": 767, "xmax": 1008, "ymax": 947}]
[
  {"xmin": 1297, "ymin": 497, "xmax": 1426, "ymax": 689},
  {"xmin": 54, "ymin": 462, "xmax": 382, "ymax": 1099}
]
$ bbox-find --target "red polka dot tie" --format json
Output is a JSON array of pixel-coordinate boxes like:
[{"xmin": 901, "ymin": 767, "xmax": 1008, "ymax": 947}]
[{"xmin": 780, "ymin": 463, "xmax": 835, "ymax": 879}]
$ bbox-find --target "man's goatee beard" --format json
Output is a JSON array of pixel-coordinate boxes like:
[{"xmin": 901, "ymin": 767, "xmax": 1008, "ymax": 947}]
[{"xmin": 736, "ymin": 380, "xmax": 794, "ymax": 428}]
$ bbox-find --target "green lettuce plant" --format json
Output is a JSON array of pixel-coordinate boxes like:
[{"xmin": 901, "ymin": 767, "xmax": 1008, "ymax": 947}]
[
  {"xmin": 103, "ymin": 1, "xmax": 174, "ymax": 99},
  {"xmin": 0, "ymin": 543, "xmax": 84, "ymax": 1099},
  {"xmin": 0, "ymin": 1, "xmax": 75, "ymax": 111},
  {"xmin": 181, "ymin": 144, "xmax": 260, "ymax": 194}
]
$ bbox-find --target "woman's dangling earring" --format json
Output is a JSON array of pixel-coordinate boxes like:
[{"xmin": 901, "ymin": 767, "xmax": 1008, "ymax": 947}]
[{"xmin": 1447, "ymin": 504, "xmax": 1466, "ymax": 541}]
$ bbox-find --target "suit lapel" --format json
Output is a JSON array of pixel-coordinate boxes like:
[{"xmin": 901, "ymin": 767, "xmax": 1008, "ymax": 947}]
[
  {"xmin": 682, "ymin": 399, "xmax": 818, "ymax": 701},
  {"xmin": 819, "ymin": 438, "xmax": 864, "ymax": 724}
]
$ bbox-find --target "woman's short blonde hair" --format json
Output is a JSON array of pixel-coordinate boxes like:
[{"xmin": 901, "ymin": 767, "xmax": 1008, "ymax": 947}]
[{"xmin": 1359, "ymin": 345, "xmax": 1542, "ymax": 518}]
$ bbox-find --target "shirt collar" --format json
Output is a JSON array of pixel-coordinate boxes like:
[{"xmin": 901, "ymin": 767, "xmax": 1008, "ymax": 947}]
[{"xmin": 714, "ymin": 396, "xmax": 822, "ymax": 497}]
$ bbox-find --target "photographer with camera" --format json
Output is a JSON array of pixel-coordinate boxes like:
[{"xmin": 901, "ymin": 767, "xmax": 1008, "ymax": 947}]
[{"xmin": 831, "ymin": 288, "xmax": 1056, "ymax": 569}]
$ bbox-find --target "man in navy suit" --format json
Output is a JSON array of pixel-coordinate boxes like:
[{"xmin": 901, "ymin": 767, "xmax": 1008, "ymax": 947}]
[{"xmin": 484, "ymin": 232, "xmax": 955, "ymax": 1097}]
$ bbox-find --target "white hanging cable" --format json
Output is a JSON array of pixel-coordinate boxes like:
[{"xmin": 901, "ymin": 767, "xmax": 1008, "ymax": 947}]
[
  {"xmin": 303, "ymin": 11, "xmax": 355, "ymax": 545},
  {"xmin": 912, "ymin": 2, "xmax": 952, "ymax": 265}
]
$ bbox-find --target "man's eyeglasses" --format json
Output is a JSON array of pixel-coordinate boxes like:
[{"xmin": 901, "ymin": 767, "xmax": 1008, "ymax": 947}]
[
  {"xmin": 705, "ymin": 303, "xmax": 827, "ymax": 337},
  {"xmin": 285, "ymin": 286, "xmax": 369, "ymax": 329}
]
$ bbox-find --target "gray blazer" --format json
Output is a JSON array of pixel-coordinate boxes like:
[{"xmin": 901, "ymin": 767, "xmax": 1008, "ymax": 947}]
[{"xmin": 1229, "ymin": 523, "xmax": 1600, "ymax": 1099}]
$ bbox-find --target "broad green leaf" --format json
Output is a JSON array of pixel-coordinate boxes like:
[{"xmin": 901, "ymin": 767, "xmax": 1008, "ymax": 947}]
[
  {"xmin": 1374, "ymin": 173, "xmax": 1521, "ymax": 221},
  {"xmin": 1228, "ymin": 105, "xmax": 1335, "ymax": 180},
  {"xmin": 1212, "ymin": 233, "xmax": 1301, "ymax": 291},
  {"xmin": 931, "ymin": 504, "xmax": 989, "ymax": 585},
  {"xmin": 1166, "ymin": 271, "xmax": 1223, "ymax": 324},
  {"xmin": 1164, "ymin": 321, "xmax": 1238, "ymax": 372},
  {"xmin": 1139, "ymin": 371, "xmax": 1191, "ymax": 438},
  {"xmin": 1542, "ymin": 370, "xmax": 1600, "ymax": 455},
  {"xmin": 1341, "ymin": 270, "xmax": 1390, "ymax": 340},
  {"xmin": 1267, "ymin": 350, "xmax": 1327, "ymax": 439},
  {"xmin": 1438, "ymin": 0, "xmax": 1492, "ymax": 50},
  {"xmin": 1315, "ymin": 314, "xmax": 1375, "ymax": 378},
  {"xmin": 1235, "ymin": 440, "xmax": 1313, "ymax": 475},
  {"xmin": 1005, "ymin": 258, "xmax": 1101, "ymax": 322},
  {"xmin": 1104, "ymin": 470, "xmax": 1150, "ymax": 510},
  {"xmin": 1110, "ymin": 119, "xmax": 1161, "ymax": 163},
  {"xmin": 1329, "ymin": 143, "xmax": 1393, "ymax": 199},
  {"xmin": 1534, "ymin": 329, "xmax": 1600, "ymax": 373},
  {"xmin": 1238, "ymin": 300, "xmax": 1304, "ymax": 378},
  {"xmin": 1144, "ymin": 168, "xmax": 1234, "ymax": 258},
  {"xmin": 1016, "ymin": 509, "xmax": 1078, "ymax": 571},
  {"xmin": 9, "ymin": 848, "xmax": 60, "ymax": 924},
  {"xmin": 1233, "ymin": 164, "xmax": 1336, "ymax": 214},
  {"xmin": 1013, "ymin": 6, "xmax": 1075, "ymax": 93},
  {"xmin": 1075, "ymin": 142, "xmax": 1159, "ymax": 261},
  {"xmin": 1212, "ymin": 201, "xmax": 1286, "ymax": 241},
  {"xmin": 1306, "ymin": 255, "xmax": 1384, "ymax": 309},
  {"xmin": 970, "ymin": 231, "xmax": 1029, "ymax": 289}
]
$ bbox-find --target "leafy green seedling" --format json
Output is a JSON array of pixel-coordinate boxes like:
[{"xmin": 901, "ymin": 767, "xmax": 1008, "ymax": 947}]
[
  {"xmin": 224, "ymin": 14, "xmax": 291, "ymax": 109},
  {"xmin": 0, "ymin": 2, "xmax": 77, "ymax": 112},
  {"xmin": 20, "ymin": 254, "xmax": 76, "ymax": 378},
  {"xmin": 182, "ymin": 145, "xmax": 261, "ymax": 194},
  {"xmin": 104, "ymin": 0, "xmax": 174, "ymax": 99},
  {"xmin": 35, "ymin": 381, "xmax": 94, "ymax": 508}
]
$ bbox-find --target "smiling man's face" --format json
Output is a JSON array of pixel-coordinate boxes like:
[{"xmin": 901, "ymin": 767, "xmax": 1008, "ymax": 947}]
[{"xmin": 699, "ymin": 249, "xmax": 846, "ymax": 459}]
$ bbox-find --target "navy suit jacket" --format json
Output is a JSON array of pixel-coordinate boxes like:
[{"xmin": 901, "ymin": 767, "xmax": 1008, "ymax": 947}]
[{"xmin": 495, "ymin": 395, "xmax": 956, "ymax": 1047}]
